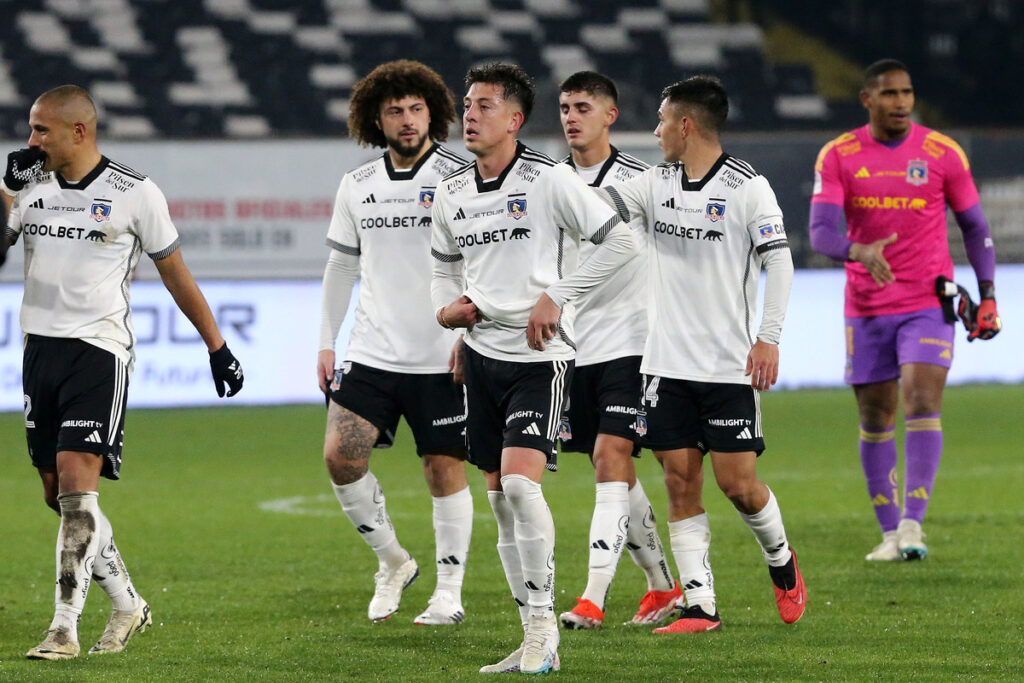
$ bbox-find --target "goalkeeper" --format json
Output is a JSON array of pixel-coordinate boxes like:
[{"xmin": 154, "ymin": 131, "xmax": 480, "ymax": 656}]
[
  {"xmin": 3, "ymin": 85, "xmax": 243, "ymax": 662},
  {"xmin": 809, "ymin": 59, "xmax": 1001, "ymax": 563}
]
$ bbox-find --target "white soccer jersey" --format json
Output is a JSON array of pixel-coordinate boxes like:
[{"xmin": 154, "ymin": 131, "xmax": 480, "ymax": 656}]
[
  {"xmin": 563, "ymin": 146, "xmax": 649, "ymax": 366},
  {"xmin": 431, "ymin": 142, "xmax": 622, "ymax": 362},
  {"xmin": 5, "ymin": 156, "xmax": 180, "ymax": 369},
  {"xmin": 326, "ymin": 143, "xmax": 466, "ymax": 373},
  {"xmin": 607, "ymin": 153, "xmax": 791, "ymax": 384}
]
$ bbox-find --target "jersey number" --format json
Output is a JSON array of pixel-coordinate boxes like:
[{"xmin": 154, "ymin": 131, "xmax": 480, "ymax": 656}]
[{"xmin": 642, "ymin": 376, "xmax": 661, "ymax": 408}]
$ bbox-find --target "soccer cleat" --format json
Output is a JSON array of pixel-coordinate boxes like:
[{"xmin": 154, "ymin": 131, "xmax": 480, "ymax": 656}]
[
  {"xmin": 865, "ymin": 531, "xmax": 901, "ymax": 561},
  {"xmin": 88, "ymin": 599, "xmax": 152, "ymax": 655},
  {"xmin": 652, "ymin": 604, "xmax": 722, "ymax": 633},
  {"xmin": 559, "ymin": 597, "xmax": 604, "ymax": 630},
  {"xmin": 368, "ymin": 556, "xmax": 419, "ymax": 622},
  {"xmin": 479, "ymin": 643, "xmax": 524, "ymax": 674},
  {"xmin": 26, "ymin": 628, "xmax": 80, "ymax": 660},
  {"xmin": 628, "ymin": 582, "xmax": 683, "ymax": 625},
  {"xmin": 520, "ymin": 613, "xmax": 560, "ymax": 674},
  {"xmin": 413, "ymin": 589, "xmax": 465, "ymax": 625},
  {"xmin": 897, "ymin": 519, "xmax": 928, "ymax": 561},
  {"xmin": 772, "ymin": 549, "xmax": 807, "ymax": 624}
]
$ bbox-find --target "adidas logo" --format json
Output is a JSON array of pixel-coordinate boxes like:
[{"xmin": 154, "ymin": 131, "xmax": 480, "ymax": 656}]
[
  {"xmin": 438, "ymin": 555, "xmax": 461, "ymax": 565},
  {"xmin": 591, "ymin": 540, "xmax": 610, "ymax": 550},
  {"xmin": 854, "ymin": 166, "xmax": 870, "ymax": 178},
  {"xmin": 30, "ymin": 198, "xmax": 45, "ymax": 209},
  {"xmin": 85, "ymin": 430, "xmax": 103, "ymax": 444},
  {"xmin": 661, "ymin": 197, "xmax": 675, "ymax": 209},
  {"xmin": 906, "ymin": 487, "xmax": 929, "ymax": 500},
  {"xmin": 683, "ymin": 579, "xmax": 704, "ymax": 590},
  {"xmin": 355, "ymin": 524, "xmax": 374, "ymax": 534},
  {"xmin": 870, "ymin": 493, "xmax": 892, "ymax": 506},
  {"xmin": 626, "ymin": 541, "xmax": 642, "ymax": 551},
  {"xmin": 361, "ymin": 194, "xmax": 376, "ymax": 204},
  {"xmin": 453, "ymin": 207, "xmax": 466, "ymax": 220},
  {"xmin": 521, "ymin": 422, "xmax": 541, "ymax": 436},
  {"xmin": 524, "ymin": 580, "xmax": 539, "ymax": 590},
  {"xmin": 736, "ymin": 427, "xmax": 752, "ymax": 439}
]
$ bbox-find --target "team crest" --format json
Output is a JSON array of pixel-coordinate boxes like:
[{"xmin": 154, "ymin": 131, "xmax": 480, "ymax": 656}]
[
  {"xmin": 507, "ymin": 198, "xmax": 528, "ymax": 219},
  {"xmin": 634, "ymin": 413, "xmax": 648, "ymax": 438},
  {"xmin": 706, "ymin": 200, "xmax": 726, "ymax": 222},
  {"xmin": 557, "ymin": 418, "xmax": 572, "ymax": 441},
  {"xmin": 91, "ymin": 200, "xmax": 112, "ymax": 222},
  {"xmin": 906, "ymin": 159, "xmax": 928, "ymax": 186},
  {"xmin": 418, "ymin": 189, "xmax": 434, "ymax": 208},
  {"xmin": 758, "ymin": 224, "xmax": 774, "ymax": 238}
]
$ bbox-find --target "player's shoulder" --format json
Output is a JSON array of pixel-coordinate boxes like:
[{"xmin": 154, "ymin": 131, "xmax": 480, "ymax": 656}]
[
  {"xmin": 344, "ymin": 154, "xmax": 385, "ymax": 185},
  {"xmin": 612, "ymin": 149, "xmax": 650, "ymax": 173},
  {"xmin": 430, "ymin": 144, "xmax": 469, "ymax": 176},
  {"xmin": 918, "ymin": 125, "xmax": 971, "ymax": 170},
  {"xmin": 104, "ymin": 157, "xmax": 148, "ymax": 182},
  {"xmin": 814, "ymin": 129, "xmax": 863, "ymax": 170},
  {"xmin": 720, "ymin": 154, "xmax": 761, "ymax": 180},
  {"xmin": 101, "ymin": 157, "xmax": 159, "ymax": 199},
  {"xmin": 519, "ymin": 145, "xmax": 559, "ymax": 172}
]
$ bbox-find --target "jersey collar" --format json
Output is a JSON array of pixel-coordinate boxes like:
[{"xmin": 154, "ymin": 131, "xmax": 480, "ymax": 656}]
[
  {"xmin": 475, "ymin": 140, "xmax": 525, "ymax": 193},
  {"xmin": 56, "ymin": 155, "xmax": 110, "ymax": 190},
  {"xmin": 383, "ymin": 142, "xmax": 437, "ymax": 181},
  {"xmin": 679, "ymin": 152, "xmax": 727, "ymax": 192},
  {"xmin": 564, "ymin": 145, "xmax": 620, "ymax": 188}
]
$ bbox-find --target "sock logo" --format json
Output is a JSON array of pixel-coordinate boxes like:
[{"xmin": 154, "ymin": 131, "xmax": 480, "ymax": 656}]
[
  {"xmin": 906, "ymin": 487, "xmax": 929, "ymax": 500},
  {"xmin": 355, "ymin": 524, "xmax": 374, "ymax": 534},
  {"xmin": 591, "ymin": 540, "xmax": 610, "ymax": 550},
  {"xmin": 438, "ymin": 555, "xmax": 461, "ymax": 565}
]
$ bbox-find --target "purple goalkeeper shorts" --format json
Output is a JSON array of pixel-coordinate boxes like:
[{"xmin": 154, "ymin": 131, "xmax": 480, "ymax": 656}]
[{"xmin": 845, "ymin": 308, "xmax": 954, "ymax": 385}]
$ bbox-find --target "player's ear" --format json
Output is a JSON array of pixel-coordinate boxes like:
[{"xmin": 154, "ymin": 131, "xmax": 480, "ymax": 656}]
[
  {"xmin": 858, "ymin": 89, "xmax": 871, "ymax": 110},
  {"xmin": 508, "ymin": 109, "xmax": 525, "ymax": 134},
  {"xmin": 606, "ymin": 105, "xmax": 619, "ymax": 127}
]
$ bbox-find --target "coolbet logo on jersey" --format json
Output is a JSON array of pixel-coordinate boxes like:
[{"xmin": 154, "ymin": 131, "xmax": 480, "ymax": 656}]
[
  {"xmin": 418, "ymin": 189, "xmax": 434, "ymax": 208},
  {"xmin": 706, "ymin": 200, "xmax": 726, "ymax": 221},
  {"xmin": 906, "ymin": 159, "xmax": 928, "ymax": 186},
  {"xmin": 91, "ymin": 200, "xmax": 112, "ymax": 222},
  {"xmin": 507, "ymin": 197, "xmax": 527, "ymax": 219},
  {"xmin": 850, "ymin": 196, "xmax": 927, "ymax": 210}
]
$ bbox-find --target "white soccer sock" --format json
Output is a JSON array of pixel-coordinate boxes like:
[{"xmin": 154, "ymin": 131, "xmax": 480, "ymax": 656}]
[
  {"xmin": 488, "ymin": 490, "xmax": 530, "ymax": 626},
  {"xmin": 500, "ymin": 474, "xmax": 556, "ymax": 619},
  {"xmin": 92, "ymin": 508, "xmax": 141, "ymax": 612},
  {"xmin": 738, "ymin": 488, "xmax": 792, "ymax": 567},
  {"xmin": 432, "ymin": 486, "xmax": 473, "ymax": 596},
  {"xmin": 668, "ymin": 513, "xmax": 716, "ymax": 613},
  {"xmin": 50, "ymin": 492, "xmax": 102, "ymax": 640},
  {"xmin": 580, "ymin": 481, "xmax": 629, "ymax": 610},
  {"xmin": 332, "ymin": 472, "xmax": 407, "ymax": 570},
  {"xmin": 626, "ymin": 480, "xmax": 676, "ymax": 592}
]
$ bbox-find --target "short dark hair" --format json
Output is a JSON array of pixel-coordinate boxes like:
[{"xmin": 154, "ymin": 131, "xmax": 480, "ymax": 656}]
[
  {"xmin": 863, "ymin": 58, "xmax": 910, "ymax": 89},
  {"xmin": 558, "ymin": 71, "xmax": 618, "ymax": 103},
  {"xmin": 465, "ymin": 62, "xmax": 535, "ymax": 124},
  {"xmin": 347, "ymin": 60, "xmax": 457, "ymax": 148},
  {"xmin": 660, "ymin": 75, "xmax": 728, "ymax": 133}
]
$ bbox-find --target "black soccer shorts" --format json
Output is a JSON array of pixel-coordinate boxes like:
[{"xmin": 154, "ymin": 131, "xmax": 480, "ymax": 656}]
[
  {"xmin": 23, "ymin": 335, "xmax": 128, "ymax": 479},
  {"xmin": 329, "ymin": 361, "xmax": 466, "ymax": 457},
  {"xmin": 462, "ymin": 344, "xmax": 573, "ymax": 474},
  {"xmin": 560, "ymin": 355, "xmax": 643, "ymax": 456},
  {"xmin": 638, "ymin": 375, "xmax": 765, "ymax": 455}
]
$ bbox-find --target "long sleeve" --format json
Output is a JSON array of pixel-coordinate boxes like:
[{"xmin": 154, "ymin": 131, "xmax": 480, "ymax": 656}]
[
  {"xmin": 545, "ymin": 222, "xmax": 637, "ymax": 307},
  {"xmin": 954, "ymin": 203, "xmax": 996, "ymax": 287},
  {"xmin": 808, "ymin": 202, "xmax": 851, "ymax": 261},
  {"xmin": 319, "ymin": 249, "xmax": 360, "ymax": 351},
  {"xmin": 757, "ymin": 243, "xmax": 794, "ymax": 345}
]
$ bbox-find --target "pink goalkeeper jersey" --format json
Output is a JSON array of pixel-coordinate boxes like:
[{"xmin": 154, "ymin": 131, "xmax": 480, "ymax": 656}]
[{"xmin": 812, "ymin": 123, "xmax": 980, "ymax": 317}]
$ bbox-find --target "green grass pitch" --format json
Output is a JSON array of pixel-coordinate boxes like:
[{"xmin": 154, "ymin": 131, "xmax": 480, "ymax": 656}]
[{"xmin": 1, "ymin": 385, "xmax": 1022, "ymax": 681}]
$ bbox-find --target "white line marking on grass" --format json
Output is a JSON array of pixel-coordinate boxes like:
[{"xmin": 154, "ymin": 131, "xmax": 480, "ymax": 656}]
[{"xmin": 259, "ymin": 494, "xmax": 338, "ymax": 517}]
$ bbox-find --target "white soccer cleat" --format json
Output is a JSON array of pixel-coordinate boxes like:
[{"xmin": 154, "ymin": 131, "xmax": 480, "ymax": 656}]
[
  {"xmin": 865, "ymin": 531, "xmax": 901, "ymax": 561},
  {"xmin": 897, "ymin": 519, "xmax": 928, "ymax": 561},
  {"xmin": 479, "ymin": 643, "xmax": 524, "ymax": 674},
  {"xmin": 26, "ymin": 627, "xmax": 80, "ymax": 660},
  {"xmin": 88, "ymin": 598, "xmax": 152, "ymax": 655},
  {"xmin": 413, "ymin": 589, "xmax": 465, "ymax": 625},
  {"xmin": 520, "ymin": 613, "xmax": 560, "ymax": 675},
  {"xmin": 368, "ymin": 556, "xmax": 419, "ymax": 622}
]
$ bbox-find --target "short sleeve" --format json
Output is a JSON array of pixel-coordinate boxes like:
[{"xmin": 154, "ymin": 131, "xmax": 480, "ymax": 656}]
[
  {"xmin": 135, "ymin": 179, "xmax": 180, "ymax": 259},
  {"xmin": 548, "ymin": 163, "xmax": 619, "ymax": 243},
  {"xmin": 745, "ymin": 176, "xmax": 789, "ymax": 254},
  {"xmin": 325, "ymin": 174, "xmax": 360, "ymax": 256},
  {"xmin": 811, "ymin": 141, "xmax": 845, "ymax": 207}
]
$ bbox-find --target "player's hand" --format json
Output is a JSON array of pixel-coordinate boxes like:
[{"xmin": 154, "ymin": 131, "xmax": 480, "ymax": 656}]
[
  {"xmin": 317, "ymin": 349, "xmax": 336, "ymax": 393},
  {"xmin": 745, "ymin": 339, "xmax": 779, "ymax": 391},
  {"xmin": 970, "ymin": 298, "xmax": 1001, "ymax": 342},
  {"xmin": 849, "ymin": 233, "xmax": 897, "ymax": 287},
  {"xmin": 209, "ymin": 343, "xmax": 244, "ymax": 397},
  {"xmin": 527, "ymin": 293, "xmax": 561, "ymax": 352},
  {"xmin": 438, "ymin": 295, "xmax": 481, "ymax": 330},
  {"xmin": 2, "ymin": 148, "xmax": 46, "ymax": 194},
  {"xmin": 448, "ymin": 335, "xmax": 466, "ymax": 385}
]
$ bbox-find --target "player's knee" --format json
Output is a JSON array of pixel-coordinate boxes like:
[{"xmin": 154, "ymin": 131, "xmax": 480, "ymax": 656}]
[
  {"xmin": 43, "ymin": 491, "xmax": 60, "ymax": 514},
  {"xmin": 500, "ymin": 473, "xmax": 541, "ymax": 508},
  {"xmin": 323, "ymin": 439, "xmax": 370, "ymax": 484},
  {"xmin": 422, "ymin": 454, "xmax": 467, "ymax": 493},
  {"xmin": 858, "ymin": 405, "xmax": 894, "ymax": 431},
  {"xmin": 716, "ymin": 476, "xmax": 756, "ymax": 506},
  {"xmin": 902, "ymin": 388, "xmax": 940, "ymax": 416}
]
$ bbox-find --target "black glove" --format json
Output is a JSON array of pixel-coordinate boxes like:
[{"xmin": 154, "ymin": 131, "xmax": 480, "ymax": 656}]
[
  {"xmin": 3, "ymin": 148, "xmax": 46, "ymax": 193},
  {"xmin": 209, "ymin": 343, "xmax": 244, "ymax": 397}
]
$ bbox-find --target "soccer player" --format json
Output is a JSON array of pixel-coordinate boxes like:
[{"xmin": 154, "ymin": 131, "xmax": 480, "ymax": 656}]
[
  {"xmin": 601, "ymin": 76, "xmax": 806, "ymax": 633},
  {"xmin": 431, "ymin": 63, "xmax": 638, "ymax": 673},
  {"xmin": 1, "ymin": 85, "xmax": 244, "ymax": 660},
  {"xmin": 554, "ymin": 71, "xmax": 681, "ymax": 631},
  {"xmin": 317, "ymin": 60, "xmax": 473, "ymax": 625},
  {"xmin": 809, "ymin": 59, "xmax": 1000, "ymax": 561}
]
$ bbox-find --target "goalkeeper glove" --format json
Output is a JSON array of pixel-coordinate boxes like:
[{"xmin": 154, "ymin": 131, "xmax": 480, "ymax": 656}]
[
  {"xmin": 209, "ymin": 343, "xmax": 244, "ymax": 397},
  {"xmin": 2, "ymin": 148, "xmax": 46, "ymax": 195},
  {"xmin": 969, "ymin": 282, "xmax": 1001, "ymax": 342}
]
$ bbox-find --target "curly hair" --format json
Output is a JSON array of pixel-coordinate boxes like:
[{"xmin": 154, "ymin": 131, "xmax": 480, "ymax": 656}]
[
  {"xmin": 347, "ymin": 60, "xmax": 457, "ymax": 148},
  {"xmin": 465, "ymin": 63, "xmax": 535, "ymax": 124}
]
